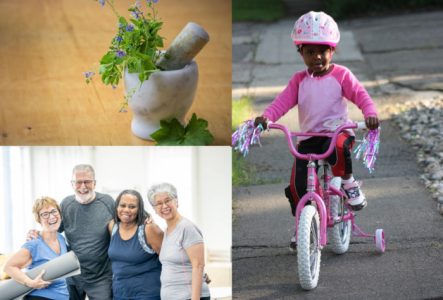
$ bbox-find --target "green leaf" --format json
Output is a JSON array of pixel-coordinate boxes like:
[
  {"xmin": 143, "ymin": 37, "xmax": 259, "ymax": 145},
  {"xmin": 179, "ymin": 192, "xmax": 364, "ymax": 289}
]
[
  {"xmin": 118, "ymin": 16, "xmax": 128, "ymax": 26},
  {"xmin": 182, "ymin": 114, "xmax": 214, "ymax": 145},
  {"xmin": 151, "ymin": 114, "xmax": 214, "ymax": 145},
  {"xmin": 100, "ymin": 52, "xmax": 115, "ymax": 64},
  {"xmin": 150, "ymin": 119, "xmax": 186, "ymax": 145}
]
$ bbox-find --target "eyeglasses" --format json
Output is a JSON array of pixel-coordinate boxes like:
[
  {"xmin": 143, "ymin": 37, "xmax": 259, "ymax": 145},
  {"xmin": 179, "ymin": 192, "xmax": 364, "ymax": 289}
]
[
  {"xmin": 71, "ymin": 180, "xmax": 95, "ymax": 187},
  {"xmin": 153, "ymin": 198, "xmax": 174, "ymax": 208},
  {"xmin": 40, "ymin": 209, "xmax": 59, "ymax": 219}
]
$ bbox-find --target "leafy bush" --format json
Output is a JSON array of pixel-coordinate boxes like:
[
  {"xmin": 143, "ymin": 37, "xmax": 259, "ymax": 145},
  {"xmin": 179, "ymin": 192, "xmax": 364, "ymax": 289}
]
[
  {"xmin": 325, "ymin": 0, "xmax": 443, "ymax": 19},
  {"xmin": 233, "ymin": 0, "xmax": 284, "ymax": 22}
]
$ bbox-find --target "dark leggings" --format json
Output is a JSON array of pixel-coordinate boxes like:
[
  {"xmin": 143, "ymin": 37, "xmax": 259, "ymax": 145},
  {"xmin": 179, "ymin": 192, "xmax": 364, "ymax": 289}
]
[
  {"xmin": 24, "ymin": 296, "xmax": 52, "ymax": 300},
  {"xmin": 286, "ymin": 134, "xmax": 355, "ymax": 215},
  {"xmin": 187, "ymin": 297, "xmax": 210, "ymax": 300}
]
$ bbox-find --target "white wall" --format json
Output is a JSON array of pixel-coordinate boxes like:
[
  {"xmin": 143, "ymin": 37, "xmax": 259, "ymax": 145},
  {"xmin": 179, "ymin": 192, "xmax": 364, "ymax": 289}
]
[{"xmin": 196, "ymin": 147, "xmax": 232, "ymax": 259}]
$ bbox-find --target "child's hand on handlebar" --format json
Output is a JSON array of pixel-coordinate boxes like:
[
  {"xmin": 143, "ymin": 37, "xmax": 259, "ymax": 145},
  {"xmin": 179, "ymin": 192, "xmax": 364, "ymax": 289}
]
[
  {"xmin": 365, "ymin": 116, "xmax": 379, "ymax": 130},
  {"xmin": 254, "ymin": 116, "xmax": 268, "ymax": 129}
]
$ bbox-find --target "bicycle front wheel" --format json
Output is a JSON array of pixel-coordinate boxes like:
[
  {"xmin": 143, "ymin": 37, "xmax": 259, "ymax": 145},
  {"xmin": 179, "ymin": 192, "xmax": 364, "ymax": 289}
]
[{"xmin": 297, "ymin": 205, "xmax": 321, "ymax": 290}]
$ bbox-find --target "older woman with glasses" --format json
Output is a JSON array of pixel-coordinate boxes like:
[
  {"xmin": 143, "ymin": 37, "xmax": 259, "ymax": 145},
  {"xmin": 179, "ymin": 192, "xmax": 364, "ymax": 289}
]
[
  {"xmin": 5, "ymin": 197, "xmax": 69, "ymax": 300},
  {"xmin": 147, "ymin": 183, "xmax": 210, "ymax": 300}
]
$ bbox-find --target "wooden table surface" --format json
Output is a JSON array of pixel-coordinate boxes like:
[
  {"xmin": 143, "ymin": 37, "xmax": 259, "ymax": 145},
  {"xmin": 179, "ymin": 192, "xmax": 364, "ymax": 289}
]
[{"xmin": 0, "ymin": 0, "xmax": 231, "ymax": 145}]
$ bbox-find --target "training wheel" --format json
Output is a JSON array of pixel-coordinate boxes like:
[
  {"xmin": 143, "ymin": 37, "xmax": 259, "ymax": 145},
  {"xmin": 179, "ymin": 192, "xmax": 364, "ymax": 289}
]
[{"xmin": 374, "ymin": 229, "xmax": 385, "ymax": 253}]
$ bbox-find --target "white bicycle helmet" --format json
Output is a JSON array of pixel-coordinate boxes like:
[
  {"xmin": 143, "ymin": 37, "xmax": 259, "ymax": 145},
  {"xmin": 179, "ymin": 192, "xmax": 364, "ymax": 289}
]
[{"xmin": 291, "ymin": 11, "xmax": 340, "ymax": 47}]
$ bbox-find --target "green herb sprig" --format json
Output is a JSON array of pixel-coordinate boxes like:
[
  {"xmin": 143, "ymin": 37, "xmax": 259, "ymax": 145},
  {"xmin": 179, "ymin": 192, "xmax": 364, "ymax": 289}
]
[{"xmin": 85, "ymin": 0, "xmax": 164, "ymax": 109}]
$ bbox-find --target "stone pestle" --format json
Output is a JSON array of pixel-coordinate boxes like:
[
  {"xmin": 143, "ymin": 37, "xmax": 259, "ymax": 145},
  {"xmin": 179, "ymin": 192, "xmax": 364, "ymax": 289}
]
[{"xmin": 156, "ymin": 22, "xmax": 210, "ymax": 71}]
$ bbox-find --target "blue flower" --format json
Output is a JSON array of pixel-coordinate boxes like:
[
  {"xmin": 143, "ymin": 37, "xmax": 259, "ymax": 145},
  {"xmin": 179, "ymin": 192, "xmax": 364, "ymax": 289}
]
[
  {"xmin": 83, "ymin": 71, "xmax": 95, "ymax": 83},
  {"xmin": 126, "ymin": 25, "xmax": 134, "ymax": 32},
  {"xmin": 98, "ymin": 0, "xmax": 105, "ymax": 7},
  {"xmin": 131, "ymin": 10, "xmax": 142, "ymax": 19},
  {"xmin": 115, "ymin": 36, "xmax": 123, "ymax": 43},
  {"xmin": 146, "ymin": 0, "xmax": 159, "ymax": 3},
  {"xmin": 116, "ymin": 50, "xmax": 126, "ymax": 58},
  {"xmin": 83, "ymin": 71, "xmax": 95, "ymax": 79}
]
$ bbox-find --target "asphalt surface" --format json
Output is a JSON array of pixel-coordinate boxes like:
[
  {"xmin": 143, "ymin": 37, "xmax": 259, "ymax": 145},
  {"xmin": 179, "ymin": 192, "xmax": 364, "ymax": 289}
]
[{"xmin": 232, "ymin": 10, "xmax": 443, "ymax": 300}]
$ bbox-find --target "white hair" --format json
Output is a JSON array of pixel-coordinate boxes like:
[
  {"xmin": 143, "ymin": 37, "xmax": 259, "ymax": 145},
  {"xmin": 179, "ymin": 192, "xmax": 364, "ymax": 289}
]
[
  {"xmin": 72, "ymin": 164, "xmax": 95, "ymax": 179},
  {"xmin": 147, "ymin": 182, "xmax": 178, "ymax": 206}
]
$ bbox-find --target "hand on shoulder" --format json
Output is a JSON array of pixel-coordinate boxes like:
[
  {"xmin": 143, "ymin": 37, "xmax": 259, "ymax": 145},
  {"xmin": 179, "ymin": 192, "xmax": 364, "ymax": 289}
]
[{"xmin": 26, "ymin": 229, "xmax": 39, "ymax": 241}]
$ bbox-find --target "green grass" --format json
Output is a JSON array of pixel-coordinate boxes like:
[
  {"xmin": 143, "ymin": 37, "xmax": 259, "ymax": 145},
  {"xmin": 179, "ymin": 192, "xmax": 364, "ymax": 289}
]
[
  {"xmin": 232, "ymin": 96, "xmax": 284, "ymax": 186},
  {"xmin": 233, "ymin": 151, "xmax": 283, "ymax": 186},
  {"xmin": 232, "ymin": 152, "xmax": 257, "ymax": 186},
  {"xmin": 232, "ymin": 96, "xmax": 257, "ymax": 186},
  {"xmin": 232, "ymin": 96, "xmax": 254, "ymax": 131},
  {"xmin": 233, "ymin": 0, "xmax": 284, "ymax": 22}
]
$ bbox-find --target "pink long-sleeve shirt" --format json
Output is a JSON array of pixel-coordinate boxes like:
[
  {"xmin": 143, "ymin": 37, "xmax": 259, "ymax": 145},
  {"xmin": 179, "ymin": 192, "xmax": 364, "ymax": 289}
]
[{"xmin": 263, "ymin": 64, "xmax": 377, "ymax": 138}]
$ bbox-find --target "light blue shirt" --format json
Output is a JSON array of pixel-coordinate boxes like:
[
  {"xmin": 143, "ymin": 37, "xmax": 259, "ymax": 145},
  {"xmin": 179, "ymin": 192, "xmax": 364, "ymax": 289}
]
[{"xmin": 22, "ymin": 233, "xmax": 69, "ymax": 300}]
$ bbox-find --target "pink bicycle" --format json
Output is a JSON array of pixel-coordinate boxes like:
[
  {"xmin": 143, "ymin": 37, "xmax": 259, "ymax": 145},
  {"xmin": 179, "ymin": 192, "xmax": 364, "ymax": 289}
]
[{"xmin": 268, "ymin": 121, "xmax": 386, "ymax": 290}]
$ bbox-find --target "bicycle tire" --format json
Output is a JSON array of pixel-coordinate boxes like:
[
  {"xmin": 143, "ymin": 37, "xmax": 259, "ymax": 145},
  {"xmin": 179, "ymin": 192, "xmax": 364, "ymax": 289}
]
[
  {"xmin": 297, "ymin": 205, "xmax": 321, "ymax": 290},
  {"xmin": 328, "ymin": 195, "xmax": 351, "ymax": 254},
  {"xmin": 328, "ymin": 178, "xmax": 351, "ymax": 254}
]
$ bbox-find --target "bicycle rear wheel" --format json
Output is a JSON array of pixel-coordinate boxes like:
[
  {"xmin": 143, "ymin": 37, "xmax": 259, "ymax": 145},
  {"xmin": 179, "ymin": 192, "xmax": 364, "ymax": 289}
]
[
  {"xmin": 328, "ymin": 177, "xmax": 351, "ymax": 254},
  {"xmin": 328, "ymin": 194, "xmax": 351, "ymax": 254},
  {"xmin": 297, "ymin": 205, "xmax": 321, "ymax": 290}
]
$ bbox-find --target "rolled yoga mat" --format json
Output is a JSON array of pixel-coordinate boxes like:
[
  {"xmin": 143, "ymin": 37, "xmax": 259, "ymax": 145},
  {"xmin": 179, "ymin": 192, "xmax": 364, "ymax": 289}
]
[{"xmin": 0, "ymin": 251, "xmax": 81, "ymax": 300}]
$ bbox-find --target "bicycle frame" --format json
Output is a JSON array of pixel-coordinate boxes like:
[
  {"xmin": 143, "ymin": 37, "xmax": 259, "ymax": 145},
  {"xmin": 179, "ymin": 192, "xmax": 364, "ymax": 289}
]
[{"xmin": 268, "ymin": 122, "xmax": 364, "ymax": 247}]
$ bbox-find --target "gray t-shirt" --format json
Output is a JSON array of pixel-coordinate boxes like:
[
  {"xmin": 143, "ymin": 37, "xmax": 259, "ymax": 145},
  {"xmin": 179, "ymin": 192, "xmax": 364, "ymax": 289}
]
[
  {"xmin": 159, "ymin": 217, "xmax": 210, "ymax": 300},
  {"xmin": 60, "ymin": 192, "xmax": 114, "ymax": 284}
]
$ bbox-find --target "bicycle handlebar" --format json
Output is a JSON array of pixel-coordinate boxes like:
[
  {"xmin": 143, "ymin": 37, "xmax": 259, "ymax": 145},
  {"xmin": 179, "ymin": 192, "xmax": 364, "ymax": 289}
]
[{"xmin": 268, "ymin": 121, "xmax": 367, "ymax": 161}]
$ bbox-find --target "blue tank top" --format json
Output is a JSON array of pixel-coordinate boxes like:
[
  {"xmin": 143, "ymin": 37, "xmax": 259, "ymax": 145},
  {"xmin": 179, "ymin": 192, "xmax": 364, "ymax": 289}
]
[
  {"xmin": 22, "ymin": 233, "xmax": 69, "ymax": 300},
  {"xmin": 108, "ymin": 224, "xmax": 162, "ymax": 300}
]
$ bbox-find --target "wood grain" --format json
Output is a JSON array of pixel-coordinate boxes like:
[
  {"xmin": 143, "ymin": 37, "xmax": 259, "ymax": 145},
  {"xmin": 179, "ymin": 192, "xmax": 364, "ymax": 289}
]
[{"xmin": 0, "ymin": 0, "xmax": 232, "ymax": 145}]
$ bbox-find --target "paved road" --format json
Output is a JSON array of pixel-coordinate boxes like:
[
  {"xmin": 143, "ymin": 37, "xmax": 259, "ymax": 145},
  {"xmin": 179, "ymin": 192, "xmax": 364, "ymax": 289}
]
[{"xmin": 232, "ymin": 11, "xmax": 443, "ymax": 300}]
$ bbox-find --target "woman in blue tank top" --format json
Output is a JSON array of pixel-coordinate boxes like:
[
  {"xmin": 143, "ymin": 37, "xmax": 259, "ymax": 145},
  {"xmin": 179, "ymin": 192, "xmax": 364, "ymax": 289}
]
[{"xmin": 107, "ymin": 189, "xmax": 163, "ymax": 300}]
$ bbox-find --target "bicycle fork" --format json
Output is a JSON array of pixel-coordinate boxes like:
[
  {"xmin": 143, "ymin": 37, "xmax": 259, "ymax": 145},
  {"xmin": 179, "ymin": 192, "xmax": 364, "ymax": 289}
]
[{"xmin": 294, "ymin": 159, "xmax": 328, "ymax": 247}]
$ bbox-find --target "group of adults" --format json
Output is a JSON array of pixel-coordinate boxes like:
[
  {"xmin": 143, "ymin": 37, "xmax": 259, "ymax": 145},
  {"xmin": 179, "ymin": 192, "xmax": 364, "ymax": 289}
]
[{"xmin": 4, "ymin": 164, "xmax": 211, "ymax": 300}]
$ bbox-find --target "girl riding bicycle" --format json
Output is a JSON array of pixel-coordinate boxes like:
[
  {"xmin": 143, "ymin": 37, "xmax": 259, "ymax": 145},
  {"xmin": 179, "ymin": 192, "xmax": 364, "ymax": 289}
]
[{"xmin": 254, "ymin": 11, "xmax": 380, "ymax": 251}]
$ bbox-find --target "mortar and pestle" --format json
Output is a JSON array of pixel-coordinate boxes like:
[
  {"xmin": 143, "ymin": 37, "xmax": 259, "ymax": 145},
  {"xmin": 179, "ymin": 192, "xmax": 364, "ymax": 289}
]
[{"xmin": 124, "ymin": 22, "xmax": 210, "ymax": 140}]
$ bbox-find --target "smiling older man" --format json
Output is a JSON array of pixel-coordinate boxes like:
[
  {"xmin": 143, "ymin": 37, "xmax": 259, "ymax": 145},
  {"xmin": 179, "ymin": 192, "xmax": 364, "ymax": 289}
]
[{"xmin": 60, "ymin": 164, "xmax": 114, "ymax": 300}]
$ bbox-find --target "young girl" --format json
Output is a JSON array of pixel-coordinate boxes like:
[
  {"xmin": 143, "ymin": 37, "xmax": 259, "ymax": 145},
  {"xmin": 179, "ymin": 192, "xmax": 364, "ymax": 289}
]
[{"xmin": 254, "ymin": 11, "xmax": 380, "ymax": 251}]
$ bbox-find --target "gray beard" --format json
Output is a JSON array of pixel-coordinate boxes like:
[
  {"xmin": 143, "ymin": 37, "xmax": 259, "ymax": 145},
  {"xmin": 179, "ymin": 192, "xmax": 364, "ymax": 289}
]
[{"xmin": 75, "ymin": 191, "xmax": 96, "ymax": 205}]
